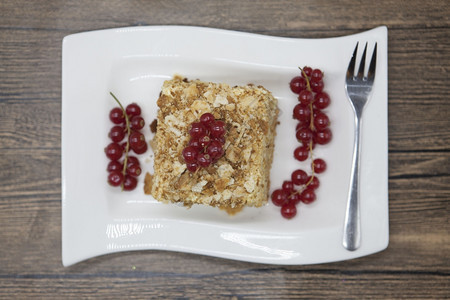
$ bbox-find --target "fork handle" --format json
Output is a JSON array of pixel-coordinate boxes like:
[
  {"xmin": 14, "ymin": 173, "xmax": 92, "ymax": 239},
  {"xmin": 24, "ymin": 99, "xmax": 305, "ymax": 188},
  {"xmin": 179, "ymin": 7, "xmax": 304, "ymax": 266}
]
[{"xmin": 343, "ymin": 113, "xmax": 362, "ymax": 251}]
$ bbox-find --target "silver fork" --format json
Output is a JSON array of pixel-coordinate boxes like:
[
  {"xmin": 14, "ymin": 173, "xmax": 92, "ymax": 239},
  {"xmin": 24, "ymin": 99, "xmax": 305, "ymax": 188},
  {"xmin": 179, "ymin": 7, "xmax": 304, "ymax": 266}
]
[{"xmin": 343, "ymin": 42, "xmax": 377, "ymax": 251}]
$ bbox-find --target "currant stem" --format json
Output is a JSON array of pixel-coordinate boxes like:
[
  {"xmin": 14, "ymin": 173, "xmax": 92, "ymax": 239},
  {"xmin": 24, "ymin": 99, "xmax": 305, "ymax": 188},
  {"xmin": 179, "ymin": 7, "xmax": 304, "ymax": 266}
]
[
  {"xmin": 299, "ymin": 68, "xmax": 317, "ymax": 185},
  {"xmin": 110, "ymin": 92, "xmax": 131, "ymax": 190},
  {"xmin": 299, "ymin": 67, "xmax": 312, "ymax": 91}
]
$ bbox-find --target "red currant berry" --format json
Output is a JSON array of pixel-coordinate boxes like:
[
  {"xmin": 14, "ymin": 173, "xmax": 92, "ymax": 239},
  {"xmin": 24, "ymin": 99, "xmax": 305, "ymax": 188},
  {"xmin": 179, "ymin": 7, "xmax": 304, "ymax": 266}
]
[
  {"xmin": 294, "ymin": 146, "xmax": 309, "ymax": 161},
  {"xmin": 307, "ymin": 140, "xmax": 316, "ymax": 150},
  {"xmin": 210, "ymin": 120, "xmax": 226, "ymax": 138},
  {"xmin": 197, "ymin": 153, "xmax": 212, "ymax": 167},
  {"xmin": 282, "ymin": 180, "xmax": 295, "ymax": 194},
  {"xmin": 123, "ymin": 175, "xmax": 138, "ymax": 191},
  {"xmin": 213, "ymin": 136, "xmax": 226, "ymax": 144},
  {"xmin": 291, "ymin": 169, "xmax": 308, "ymax": 185},
  {"xmin": 312, "ymin": 158, "xmax": 327, "ymax": 173},
  {"xmin": 199, "ymin": 135, "xmax": 211, "ymax": 148},
  {"xmin": 133, "ymin": 142, "xmax": 148, "ymax": 154},
  {"xmin": 125, "ymin": 103, "xmax": 141, "ymax": 117},
  {"xmin": 300, "ymin": 188, "xmax": 316, "ymax": 204},
  {"xmin": 127, "ymin": 156, "xmax": 140, "ymax": 166},
  {"xmin": 310, "ymin": 78, "xmax": 324, "ymax": 93},
  {"xmin": 120, "ymin": 142, "xmax": 128, "ymax": 153},
  {"xmin": 188, "ymin": 138, "xmax": 201, "ymax": 149},
  {"xmin": 313, "ymin": 92, "xmax": 331, "ymax": 109},
  {"xmin": 289, "ymin": 76, "xmax": 307, "ymax": 94},
  {"xmin": 206, "ymin": 140, "xmax": 224, "ymax": 159},
  {"xmin": 108, "ymin": 171, "xmax": 124, "ymax": 187},
  {"xmin": 130, "ymin": 115, "xmax": 145, "ymax": 130},
  {"xmin": 281, "ymin": 202, "xmax": 297, "ymax": 219},
  {"xmin": 311, "ymin": 69, "xmax": 323, "ymax": 81},
  {"xmin": 314, "ymin": 128, "xmax": 332, "ymax": 145},
  {"xmin": 109, "ymin": 125, "xmax": 126, "ymax": 143},
  {"xmin": 182, "ymin": 146, "xmax": 199, "ymax": 163},
  {"xmin": 293, "ymin": 104, "xmax": 311, "ymax": 122},
  {"xmin": 302, "ymin": 66, "xmax": 313, "ymax": 78},
  {"xmin": 298, "ymin": 90, "xmax": 314, "ymax": 105},
  {"xmin": 271, "ymin": 189, "xmax": 287, "ymax": 207},
  {"xmin": 109, "ymin": 107, "xmax": 125, "ymax": 124},
  {"xmin": 107, "ymin": 160, "xmax": 123, "ymax": 173},
  {"xmin": 105, "ymin": 143, "xmax": 123, "ymax": 161},
  {"xmin": 200, "ymin": 113, "xmax": 215, "ymax": 126},
  {"xmin": 288, "ymin": 192, "xmax": 302, "ymax": 205},
  {"xmin": 307, "ymin": 176, "xmax": 320, "ymax": 190},
  {"xmin": 126, "ymin": 163, "xmax": 142, "ymax": 177},
  {"xmin": 186, "ymin": 162, "xmax": 199, "ymax": 172},
  {"xmin": 296, "ymin": 121, "xmax": 308, "ymax": 132},
  {"xmin": 314, "ymin": 112, "xmax": 330, "ymax": 130},
  {"xmin": 129, "ymin": 131, "xmax": 146, "ymax": 151},
  {"xmin": 296, "ymin": 127, "xmax": 313, "ymax": 144},
  {"xmin": 189, "ymin": 122, "xmax": 207, "ymax": 139}
]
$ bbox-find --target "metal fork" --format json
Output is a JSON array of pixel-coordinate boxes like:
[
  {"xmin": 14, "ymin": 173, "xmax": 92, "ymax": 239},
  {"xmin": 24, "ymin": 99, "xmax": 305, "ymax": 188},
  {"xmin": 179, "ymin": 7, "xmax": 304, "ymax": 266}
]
[{"xmin": 343, "ymin": 42, "xmax": 377, "ymax": 251}]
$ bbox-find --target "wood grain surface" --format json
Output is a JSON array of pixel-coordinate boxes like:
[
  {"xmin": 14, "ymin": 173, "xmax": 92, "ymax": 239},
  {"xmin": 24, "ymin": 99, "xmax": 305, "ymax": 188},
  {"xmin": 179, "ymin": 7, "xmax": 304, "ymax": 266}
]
[{"xmin": 0, "ymin": 0, "xmax": 449, "ymax": 299}]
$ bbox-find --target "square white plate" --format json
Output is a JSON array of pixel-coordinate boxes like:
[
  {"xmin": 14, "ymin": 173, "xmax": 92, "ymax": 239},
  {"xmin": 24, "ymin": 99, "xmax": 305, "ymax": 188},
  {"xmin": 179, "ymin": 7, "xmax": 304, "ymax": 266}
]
[{"xmin": 62, "ymin": 26, "xmax": 388, "ymax": 266}]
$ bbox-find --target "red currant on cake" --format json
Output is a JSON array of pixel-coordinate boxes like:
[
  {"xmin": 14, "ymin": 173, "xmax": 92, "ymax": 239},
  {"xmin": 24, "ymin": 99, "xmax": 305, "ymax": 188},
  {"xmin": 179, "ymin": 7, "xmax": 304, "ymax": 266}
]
[
  {"xmin": 189, "ymin": 122, "xmax": 207, "ymax": 139},
  {"xmin": 200, "ymin": 112, "xmax": 215, "ymax": 126},
  {"xmin": 182, "ymin": 146, "xmax": 199, "ymax": 163},
  {"xmin": 209, "ymin": 120, "xmax": 226, "ymax": 138},
  {"xmin": 183, "ymin": 113, "xmax": 227, "ymax": 172}
]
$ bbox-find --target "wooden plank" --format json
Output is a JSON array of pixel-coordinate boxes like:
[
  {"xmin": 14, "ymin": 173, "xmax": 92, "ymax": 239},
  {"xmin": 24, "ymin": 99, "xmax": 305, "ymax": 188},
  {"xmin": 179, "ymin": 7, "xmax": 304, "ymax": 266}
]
[
  {"xmin": 0, "ymin": 0, "xmax": 449, "ymax": 33},
  {"xmin": 0, "ymin": 273, "xmax": 448, "ymax": 299}
]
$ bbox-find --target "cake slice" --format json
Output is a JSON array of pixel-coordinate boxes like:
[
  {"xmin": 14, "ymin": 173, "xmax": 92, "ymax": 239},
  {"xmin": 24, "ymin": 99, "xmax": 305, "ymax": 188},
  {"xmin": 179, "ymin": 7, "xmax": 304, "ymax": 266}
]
[{"xmin": 147, "ymin": 75, "xmax": 278, "ymax": 210}]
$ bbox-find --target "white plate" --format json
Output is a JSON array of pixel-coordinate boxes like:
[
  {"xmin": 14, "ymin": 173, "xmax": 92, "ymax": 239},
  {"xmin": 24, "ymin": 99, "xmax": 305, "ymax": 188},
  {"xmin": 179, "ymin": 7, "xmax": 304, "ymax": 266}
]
[{"xmin": 62, "ymin": 26, "xmax": 388, "ymax": 266}]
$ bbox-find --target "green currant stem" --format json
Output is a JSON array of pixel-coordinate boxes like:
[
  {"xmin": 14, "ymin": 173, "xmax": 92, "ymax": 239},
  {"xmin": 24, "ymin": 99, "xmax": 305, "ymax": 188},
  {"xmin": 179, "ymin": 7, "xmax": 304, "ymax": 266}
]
[{"xmin": 110, "ymin": 92, "xmax": 130, "ymax": 190}]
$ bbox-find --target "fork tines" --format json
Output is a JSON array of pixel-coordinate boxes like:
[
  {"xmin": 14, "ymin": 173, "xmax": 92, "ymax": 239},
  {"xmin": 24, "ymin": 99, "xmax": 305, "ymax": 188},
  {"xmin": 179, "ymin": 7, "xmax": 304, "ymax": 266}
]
[{"xmin": 347, "ymin": 42, "xmax": 377, "ymax": 81}]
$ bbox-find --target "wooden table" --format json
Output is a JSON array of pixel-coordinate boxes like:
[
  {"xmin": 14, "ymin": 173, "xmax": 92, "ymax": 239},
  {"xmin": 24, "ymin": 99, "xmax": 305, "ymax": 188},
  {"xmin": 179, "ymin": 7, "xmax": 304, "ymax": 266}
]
[{"xmin": 1, "ymin": 1, "xmax": 448, "ymax": 298}]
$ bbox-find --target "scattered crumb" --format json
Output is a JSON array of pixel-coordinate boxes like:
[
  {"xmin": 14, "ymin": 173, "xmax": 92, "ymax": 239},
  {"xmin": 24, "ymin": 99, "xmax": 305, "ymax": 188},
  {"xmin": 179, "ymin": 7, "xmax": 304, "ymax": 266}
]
[
  {"xmin": 144, "ymin": 172, "xmax": 153, "ymax": 195},
  {"xmin": 150, "ymin": 119, "xmax": 157, "ymax": 133}
]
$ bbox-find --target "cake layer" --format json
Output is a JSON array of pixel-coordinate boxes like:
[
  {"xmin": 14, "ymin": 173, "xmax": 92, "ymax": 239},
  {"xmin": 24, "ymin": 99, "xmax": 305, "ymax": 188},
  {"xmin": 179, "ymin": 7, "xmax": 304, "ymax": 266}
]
[{"xmin": 149, "ymin": 75, "xmax": 278, "ymax": 209}]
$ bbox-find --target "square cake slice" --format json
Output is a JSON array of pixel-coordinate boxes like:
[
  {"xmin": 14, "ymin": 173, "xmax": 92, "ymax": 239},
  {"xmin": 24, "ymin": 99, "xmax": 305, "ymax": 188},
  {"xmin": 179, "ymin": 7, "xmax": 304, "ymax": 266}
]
[{"xmin": 148, "ymin": 75, "xmax": 278, "ymax": 210}]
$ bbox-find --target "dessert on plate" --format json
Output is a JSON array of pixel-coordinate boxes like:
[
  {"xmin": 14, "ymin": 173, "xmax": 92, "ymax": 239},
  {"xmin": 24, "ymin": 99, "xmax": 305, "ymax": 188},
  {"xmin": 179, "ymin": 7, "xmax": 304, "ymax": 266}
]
[{"xmin": 145, "ymin": 75, "xmax": 278, "ymax": 212}]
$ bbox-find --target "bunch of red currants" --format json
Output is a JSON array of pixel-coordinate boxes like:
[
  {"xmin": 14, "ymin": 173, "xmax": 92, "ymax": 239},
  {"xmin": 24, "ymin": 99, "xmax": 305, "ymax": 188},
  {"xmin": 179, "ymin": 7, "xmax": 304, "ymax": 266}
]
[
  {"xmin": 271, "ymin": 66, "xmax": 332, "ymax": 219},
  {"xmin": 105, "ymin": 93, "xmax": 147, "ymax": 191},
  {"xmin": 182, "ymin": 113, "xmax": 227, "ymax": 172}
]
